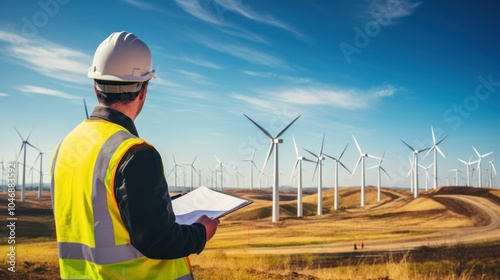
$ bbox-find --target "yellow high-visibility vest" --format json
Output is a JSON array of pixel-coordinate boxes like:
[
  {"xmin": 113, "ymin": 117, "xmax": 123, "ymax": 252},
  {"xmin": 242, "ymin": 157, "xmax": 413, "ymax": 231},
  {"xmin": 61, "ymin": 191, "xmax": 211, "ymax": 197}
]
[{"xmin": 51, "ymin": 119, "xmax": 193, "ymax": 280}]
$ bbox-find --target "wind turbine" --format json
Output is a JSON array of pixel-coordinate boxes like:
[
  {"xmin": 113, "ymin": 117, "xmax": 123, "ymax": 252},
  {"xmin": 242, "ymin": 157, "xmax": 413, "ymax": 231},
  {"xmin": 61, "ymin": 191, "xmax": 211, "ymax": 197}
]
[
  {"xmin": 488, "ymin": 156, "xmax": 496, "ymax": 189},
  {"xmin": 323, "ymin": 143, "xmax": 351, "ymax": 210},
  {"xmin": 448, "ymin": 167, "xmax": 462, "ymax": 186},
  {"xmin": 171, "ymin": 153, "xmax": 183, "ymax": 190},
  {"xmin": 290, "ymin": 135, "xmax": 314, "ymax": 217},
  {"xmin": 32, "ymin": 149, "xmax": 49, "ymax": 199},
  {"xmin": 183, "ymin": 156, "xmax": 198, "ymax": 191},
  {"xmin": 15, "ymin": 127, "xmax": 38, "ymax": 201},
  {"xmin": 458, "ymin": 157, "xmax": 478, "ymax": 187},
  {"xmin": 214, "ymin": 155, "xmax": 228, "ymax": 191},
  {"xmin": 424, "ymin": 127, "xmax": 447, "ymax": 190},
  {"xmin": 0, "ymin": 158, "xmax": 5, "ymax": 191},
  {"xmin": 368, "ymin": 152, "xmax": 391, "ymax": 201},
  {"xmin": 351, "ymin": 134, "xmax": 382, "ymax": 207},
  {"xmin": 304, "ymin": 133, "xmax": 326, "ymax": 216},
  {"xmin": 83, "ymin": 97, "xmax": 89, "ymax": 119},
  {"xmin": 418, "ymin": 163, "xmax": 433, "ymax": 191},
  {"xmin": 243, "ymin": 113, "xmax": 301, "ymax": 222},
  {"xmin": 242, "ymin": 150, "xmax": 260, "ymax": 190},
  {"xmin": 401, "ymin": 140, "xmax": 430, "ymax": 198},
  {"xmin": 473, "ymin": 147, "xmax": 493, "ymax": 188}
]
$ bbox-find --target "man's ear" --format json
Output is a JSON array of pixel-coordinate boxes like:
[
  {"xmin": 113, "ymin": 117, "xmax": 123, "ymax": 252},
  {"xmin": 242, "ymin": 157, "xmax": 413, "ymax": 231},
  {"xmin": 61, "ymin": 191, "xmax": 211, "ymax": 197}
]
[{"xmin": 139, "ymin": 83, "xmax": 148, "ymax": 101}]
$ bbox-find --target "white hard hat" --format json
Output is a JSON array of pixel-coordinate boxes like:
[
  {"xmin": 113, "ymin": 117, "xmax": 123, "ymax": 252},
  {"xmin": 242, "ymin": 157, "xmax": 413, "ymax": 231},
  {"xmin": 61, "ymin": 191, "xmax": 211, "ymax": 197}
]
[{"xmin": 88, "ymin": 31, "xmax": 156, "ymax": 82}]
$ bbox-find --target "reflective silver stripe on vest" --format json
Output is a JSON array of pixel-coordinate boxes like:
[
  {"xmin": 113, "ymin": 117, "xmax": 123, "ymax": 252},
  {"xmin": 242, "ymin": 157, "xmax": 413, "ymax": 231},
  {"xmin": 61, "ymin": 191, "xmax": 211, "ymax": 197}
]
[
  {"xmin": 176, "ymin": 273, "xmax": 194, "ymax": 280},
  {"xmin": 58, "ymin": 130, "xmax": 143, "ymax": 264}
]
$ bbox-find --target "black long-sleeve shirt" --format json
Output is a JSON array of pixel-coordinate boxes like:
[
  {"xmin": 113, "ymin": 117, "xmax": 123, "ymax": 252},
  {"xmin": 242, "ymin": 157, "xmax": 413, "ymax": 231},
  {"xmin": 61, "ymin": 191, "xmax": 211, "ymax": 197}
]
[{"xmin": 90, "ymin": 106, "xmax": 206, "ymax": 259}]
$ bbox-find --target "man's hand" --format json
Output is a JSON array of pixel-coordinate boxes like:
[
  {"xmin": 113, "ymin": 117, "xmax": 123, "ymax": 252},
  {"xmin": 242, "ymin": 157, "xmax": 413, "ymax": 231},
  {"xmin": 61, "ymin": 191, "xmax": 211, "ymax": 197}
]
[{"xmin": 195, "ymin": 215, "xmax": 220, "ymax": 241}]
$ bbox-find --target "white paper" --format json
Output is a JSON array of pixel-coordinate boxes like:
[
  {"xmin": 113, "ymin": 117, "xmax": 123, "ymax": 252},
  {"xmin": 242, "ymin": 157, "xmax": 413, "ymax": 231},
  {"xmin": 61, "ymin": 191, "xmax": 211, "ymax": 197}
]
[{"xmin": 172, "ymin": 186, "xmax": 252, "ymax": 225}]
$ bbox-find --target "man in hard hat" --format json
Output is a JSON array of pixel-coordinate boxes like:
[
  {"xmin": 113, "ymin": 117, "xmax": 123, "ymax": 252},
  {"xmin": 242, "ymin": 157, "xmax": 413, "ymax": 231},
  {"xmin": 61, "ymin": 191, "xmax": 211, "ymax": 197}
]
[{"xmin": 50, "ymin": 31, "xmax": 219, "ymax": 279}]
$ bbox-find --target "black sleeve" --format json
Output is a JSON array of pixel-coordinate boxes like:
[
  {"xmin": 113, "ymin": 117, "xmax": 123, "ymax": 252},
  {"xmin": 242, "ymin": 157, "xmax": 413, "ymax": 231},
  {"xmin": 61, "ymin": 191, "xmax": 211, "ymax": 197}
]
[{"xmin": 114, "ymin": 143, "xmax": 207, "ymax": 259}]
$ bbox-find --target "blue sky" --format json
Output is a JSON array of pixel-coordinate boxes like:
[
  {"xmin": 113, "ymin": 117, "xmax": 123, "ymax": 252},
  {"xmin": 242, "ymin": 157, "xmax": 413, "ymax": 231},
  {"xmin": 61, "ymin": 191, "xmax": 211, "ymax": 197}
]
[{"xmin": 1, "ymin": 0, "xmax": 499, "ymax": 192}]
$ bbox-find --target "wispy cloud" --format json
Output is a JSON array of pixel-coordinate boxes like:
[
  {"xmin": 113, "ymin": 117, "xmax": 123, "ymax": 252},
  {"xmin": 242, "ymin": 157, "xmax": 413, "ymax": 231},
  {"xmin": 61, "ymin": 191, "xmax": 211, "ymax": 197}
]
[
  {"xmin": 194, "ymin": 35, "xmax": 289, "ymax": 69},
  {"xmin": 0, "ymin": 30, "xmax": 90, "ymax": 84},
  {"xmin": 0, "ymin": 92, "xmax": 9, "ymax": 97},
  {"xmin": 179, "ymin": 55, "xmax": 223, "ymax": 69},
  {"xmin": 121, "ymin": 0, "xmax": 157, "ymax": 10},
  {"xmin": 212, "ymin": 0, "xmax": 306, "ymax": 39},
  {"xmin": 366, "ymin": 0, "xmax": 420, "ymax": 20},
  {"xmin": 177, "ymin": 70, "xmax": 212, "ymax": 85},
  {"xmin": 242, "ymin": 70, "xmax": 313, "ymax": 84},
  {"xmin": 235, "ymin": 84, "xmax": 400, "ymax": 111},
  {"xmin": 19, "ymin": 85, "xmax": 79, "ymax": 100},
  {"xmin": 174, "ymin": 0, "xmax": 306, "ymax": 41}
]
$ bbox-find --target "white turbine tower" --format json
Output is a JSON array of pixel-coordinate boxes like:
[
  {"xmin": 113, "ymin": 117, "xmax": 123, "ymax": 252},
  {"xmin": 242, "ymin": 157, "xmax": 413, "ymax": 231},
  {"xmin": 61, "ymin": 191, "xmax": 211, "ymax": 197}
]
[
  {"xmin": 368, "ymin": 152, "xmax": 391, "ymax": 201},
  {"xmin": 32, "ymin": 149, "xmax": 49, "ymax": 199},
  {"xmin": 418, "ymin": 163, "xmax": 433, "ymax": 191},
  {"xmin": 304, "ymin": 133, "xmax": 326, "ymax": 216},
  {"xmin": 15, "ymin": 127, "xmax": 38, "ymax": 202},
  {"xmin": 458, "ymin": 157, "xmax": 478, "ymax": 187},
  {"xmin": 243, "ymin": 113, "xmax": 301, "ymax": 222},
  {"xmin": 473, "ymin": 147, "xmax": 493, "ymax": 188},
  {"xmin": 171, "ymin": 153, "xmax": 183, "ymax": 190},
  {"xmin": 183, "ymin": 156, "xmax": 198, "ymax": 191},
  {"xmin": 424, "ymin": 127, "xmax": 447, "ymax": 190},
  {"xmin": 351, "ymin": 134, "xmax": 382, "ymax": 207},
  {"xmin": 323, "ymin": 143, "xmax": 351, "ymax": 210},
  {"xmin": 242, "ymin": 150, "xmax": 259, "ymax": 190},
  {"xmin": 290, "ymin": 135, "xmax": 314, "ymax": 217},
  {"xmin": 401, "ymin": 140, "xmax": 430, "ymax": 198}
]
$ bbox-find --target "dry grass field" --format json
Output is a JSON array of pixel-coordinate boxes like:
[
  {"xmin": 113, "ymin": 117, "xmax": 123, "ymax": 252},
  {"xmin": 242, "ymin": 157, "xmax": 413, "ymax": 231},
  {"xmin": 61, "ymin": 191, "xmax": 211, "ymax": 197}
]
[{"xmin": 1, "ymin": 186, "xmax": 499, "ymax": 279}]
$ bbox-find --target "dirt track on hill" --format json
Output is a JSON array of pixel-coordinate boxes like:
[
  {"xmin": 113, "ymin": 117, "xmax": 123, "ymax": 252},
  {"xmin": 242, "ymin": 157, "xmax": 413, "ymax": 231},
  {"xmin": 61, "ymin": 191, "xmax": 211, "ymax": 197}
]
[{"xmin": 223, "ymin": 194, "xmax": 500, "ymax": 256}]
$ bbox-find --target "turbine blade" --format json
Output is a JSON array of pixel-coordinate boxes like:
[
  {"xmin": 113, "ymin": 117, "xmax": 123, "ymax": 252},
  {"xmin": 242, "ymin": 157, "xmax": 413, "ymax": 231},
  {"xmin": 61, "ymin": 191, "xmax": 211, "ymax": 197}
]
[
  {"xmin": 304, "ymin": 148, "xmax": 318, "ymax": 159},
  {"xmin": 367, "ymin": 154, "xmax": 383, "ymax": 161},
  {"xmin": 322, "ymin": 152, "xmax": 337, "ymax": 161},
  {"xmin": 26, "ymin": 141, "xmax": 39, "ymax": 151},
  {"xmin": 423, "ymin": 146, "xmax": 434, "ymax": 159},
  {"xmin": 290, "ymin": 159, "xmax": 299, "ymax": 182},
  {"xmin": 339, "ymin": 161, "xmax": 352, "ymax": 174},
  {"xmin": 303, "ymin": 158, "xmax": 315, "ymax": 163},
  {"xmin": 431, "ymin": 126, "xmax": 436, "ymax": 144},
  {"xmin": 380, "ymin": 151, "xmax": 386, "ymax": 164},
  {"xmin": 401, "ymin": 140, "xmax": 415, "ymax": 152},
  {"xmin": 83, "ymin": 97, "xmax": 89, "ymax": 119},
  {"xmin": 380, "ymin": 166, "xmax": 392, "ymax": 179},
  {"xmin": 251, "ymin": 149, "xmax": 256, "ymax": 161},
  {"xmin": 319, "ymin": 133, "xmax": 325, "ymax": 155},
  {"xmin": 436, "ymin": 146, "xmax": 446, "ymax": 159},
  {"xmin": 292, "ymin": 135, "xmax": 299, "ymax": 157},
  {"xmin": 172, "ymin": 153, "xmax": 177, "ymax": 164},
  {"xmin": 14, "ymin": 127, "xmax": 23, "ymax": 140},
  {"xmin": 312, "ymin": 160, "xmax": 319, "ymax": 179},
  {"xmin": 492, "ymin": 163, "xmax": 497, "ymax": 175},
  {"xmin": 482, "ymin": 152, "xmax": 493, "ymax": 158},
  {"xmin": 261, "ymin": 143, "xmax": 274, "ymax": 174},
  {"xmin": 352, "ymin": 134, "xmax": 362, "ymax": 154},
  {"xmin": 243, "ymin": 114, "xmax": 273, "ymax": 139},
  {"xmin": 458, "ymin": 158, "xmax": 467, "ymax": 165},
  {"xmin": 472, "ymin": 146, "xmax": 480, "ymax": 157},
  {"xmin": 214, "ymin": 155, "xmax": 221, "ymax": 164},
  {"xmin": 351, "ymin": 156, "xmax": 362, "ymax": 178},
  {"xmin": 275, "ymin": 115, "xmax": 301, "ymax": 138},
  {"xmin": 436, "ymin": 135, "xmax": 447, "ymax": 146},
  {"xmin": 192, "ymin": 155, "xmax": 198, "ymax": 165},
  {"xmin": 339, "ymin": 143, "xmax": 349, "ymax": 160}
]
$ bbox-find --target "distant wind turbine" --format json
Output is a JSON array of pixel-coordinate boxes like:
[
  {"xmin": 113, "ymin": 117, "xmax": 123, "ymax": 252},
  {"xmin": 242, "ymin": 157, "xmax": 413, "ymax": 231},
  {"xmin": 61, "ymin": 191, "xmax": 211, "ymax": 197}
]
[
  {"xmin": 401, "ymin": 140, "xmax": 430, "ymax": 198},
  {"xmin": 15, "ymin": 127, "xmax": 38, "ymax": 201},
  {"xmin": 243, "ymin": 113, "xmax": 301, "ymax": 222},
  {"xmin": 448, "ymin": 167, "xmax": 463, "ymax": 186},
  {"xmin": 352, "ymin": 134, "xmax": 382, "ymax": 207},
  {"xmin": 32, "ymin": 149, "xmax": 49, "ymax": 199},
  {"xmin": 242, "ymin": 150, "xmax": 260, "ymax": 190},
  {"xmin": 304, "ymin": 133, "xmax": 326, "ymax": 216},
  {"xmin": 290, "ymin": 135, "xmax": 314, "ymax": 217},
  {"xmin": 171, "ymin": 153, "xmax": 183, "ymax": 189},
  {"xmin": 183, "ymin": 156, "xmax": 198, "ymax": 191},
  {"xmin": 214, "ymin": 155, "xmax": 227, "ymax": 191},
  {"xmin": 458, "ymin": 157, "xmax": 478, "ymax": 187},
  {"xmin": 418, "ymin": 163, "xmax": 434, "ymax": 191},
  {"xmin": 424, "ymin": 127, "xmax": 447, "ymax": 190},
  {"xmin": 473, "ymin": 147, "xmax": 493, "ymax": 188},
  {"xmin": 368, "ymin": 152, "xmax": 391, "ymax": 201},
  {"xmin": 488, "ymin": 156, "xmax": 496, "ymax": 189},
  {"xmin": 323, "ymin": 143, "xmax": 351, "ymax": 210}
]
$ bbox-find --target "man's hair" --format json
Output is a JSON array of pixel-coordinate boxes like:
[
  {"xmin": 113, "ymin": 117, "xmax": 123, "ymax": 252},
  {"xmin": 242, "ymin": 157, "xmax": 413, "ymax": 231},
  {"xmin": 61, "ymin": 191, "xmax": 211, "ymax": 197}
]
[{"xmin": 95, "ymin": 80, "xmax": 148, "ymax": 105}]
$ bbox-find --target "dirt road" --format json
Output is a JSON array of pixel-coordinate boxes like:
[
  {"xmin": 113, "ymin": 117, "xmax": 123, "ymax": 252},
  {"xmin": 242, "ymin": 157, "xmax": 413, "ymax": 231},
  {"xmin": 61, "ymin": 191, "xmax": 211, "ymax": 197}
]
[{"xmin": 223, "ymin": 194, "xmax": 500, "ymax": 256}]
